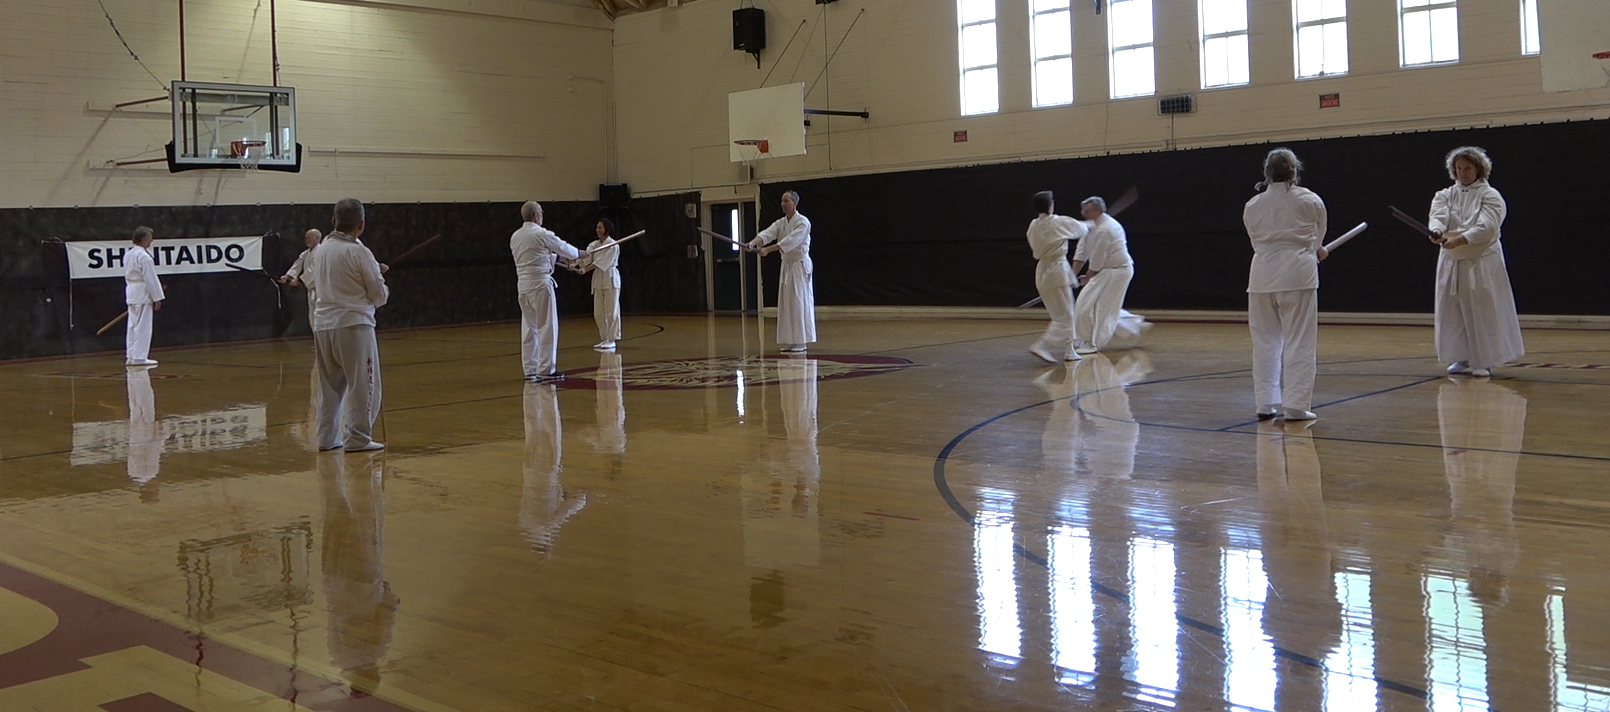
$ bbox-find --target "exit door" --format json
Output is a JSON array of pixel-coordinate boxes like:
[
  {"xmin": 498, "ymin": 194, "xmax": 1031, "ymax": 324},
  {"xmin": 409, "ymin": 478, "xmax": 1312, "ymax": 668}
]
[{"xmin": 710, "ymin": 201, "xmax": 759, "ymax": 312}]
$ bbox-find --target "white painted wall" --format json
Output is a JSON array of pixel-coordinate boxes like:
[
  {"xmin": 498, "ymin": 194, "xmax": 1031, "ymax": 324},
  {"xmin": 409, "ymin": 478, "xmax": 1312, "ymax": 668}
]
[
  {"xmin": 0, "ymin": 0, "xmax": 613, "ymax": 208},
  {"xmin": 613, "ymin": 0, "xmax": 1610, "ymax": 196}
]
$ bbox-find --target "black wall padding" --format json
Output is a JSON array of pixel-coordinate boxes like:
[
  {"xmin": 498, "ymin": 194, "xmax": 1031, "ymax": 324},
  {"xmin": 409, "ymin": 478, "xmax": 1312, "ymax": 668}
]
[
  {"xmin": 0, "ymin": 200, "xmax": 602, "ymax": 360},
  {"xmin": 761, "ymin": 120, "xmax": 1610, "ymax": 315},
  {"xmin": 617, "ymin": 191, "xmax": 706, "ymax": 315}
]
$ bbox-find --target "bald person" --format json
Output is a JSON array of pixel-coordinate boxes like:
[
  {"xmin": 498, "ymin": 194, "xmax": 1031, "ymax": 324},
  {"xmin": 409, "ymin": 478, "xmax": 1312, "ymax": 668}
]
[{"xmin": 510, "ymin": 201, "xmax": 586, "ymax": 381}]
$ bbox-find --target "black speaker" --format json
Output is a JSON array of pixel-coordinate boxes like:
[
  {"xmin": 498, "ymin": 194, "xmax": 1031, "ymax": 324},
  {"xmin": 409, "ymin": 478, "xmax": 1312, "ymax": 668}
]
[
  {"xmin": 599, "ymin": 183, "xmax": 630, "ymax": 209},
  {"xmin": 733, "ymin": 8, "xmax": 765, "ymax": 52}
]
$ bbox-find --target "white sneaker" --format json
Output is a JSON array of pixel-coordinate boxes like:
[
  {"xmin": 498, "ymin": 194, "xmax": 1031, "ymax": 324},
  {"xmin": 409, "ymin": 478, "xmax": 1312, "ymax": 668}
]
[
  {"xmin": 1446, "ymin": 361, "xmax": 1470, "ymax": 374},
  {"xmin": 1063, "ymin": 351, "xmax": 1083, "ymax": 361},
  {"xmin": 1028, "ymin": 345, "xmax": 1056, "ymax": 363},
  {"xmin": 1470, "ymin": 368, "xmax": 1491, "ymax": 377},
  {"xmin": 125, "ymin": 359, "xmax": 158, "ymax": 367},
  {"xmin": 1074, "ymin": 345, "xmax": 1099, "ymax": 356},
  {"xmin": 1256, "ymin": 405, "xmax": 1281, "ymax": 420},
  {"xmin": 346, "ymin": 441, "xmax": 386, "ymax": 452},
  {"xmin": 593, "ymin": 341, "xmax": 616, "ymax": 351},
  {"xmin": 1284, "ymin": 408, "xmax": 1318, "ymax": 421},
  {"xmin": 780, "ymin": 345, "xmax": 808, "ymax": 353}
]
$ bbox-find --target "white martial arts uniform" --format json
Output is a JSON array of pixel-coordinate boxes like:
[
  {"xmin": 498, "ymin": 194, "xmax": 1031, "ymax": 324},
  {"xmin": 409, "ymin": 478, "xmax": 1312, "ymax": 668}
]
[
  {"xmin": 750, "ymin": 212, "xmax": 816, "ymax": 348},
  {"xmin": 284, "ymin": 246, "xmax": 317, "ymax": 328},
  {"xmin": 1244, "ymin": 181, "xmax": 1327, "ymax": 412},
  {"xmin": 1027, "ymin": 214, "xmax": 1088, "ymax": 360},
  {"xmin": 1071, "ymin": 214, "xmax": 1135, "ymax": 350},
  {"xmin": 1428, "ymin": 180, "xmax": 1524, "ymax": 370},
  {"xmin": 124, "ymin": 244, "xmax": 165, "ymax": 363},
  {"xmin": 305, "ymin": 232, "xmax": 389, "ymax": 450},
  {"xmin": 587, "ymin": 237, "xmax": 622, "ymax": 345},
  {"xmin": 511, "ymin": 221, "xmax": 581, "ymax": 377}
]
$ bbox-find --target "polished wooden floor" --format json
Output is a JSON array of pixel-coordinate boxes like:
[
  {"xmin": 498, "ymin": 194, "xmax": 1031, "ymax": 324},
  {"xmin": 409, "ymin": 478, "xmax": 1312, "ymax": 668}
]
[{"xmin": 2, "ymin": 315, "xmax": 1608, "ymax": 711}]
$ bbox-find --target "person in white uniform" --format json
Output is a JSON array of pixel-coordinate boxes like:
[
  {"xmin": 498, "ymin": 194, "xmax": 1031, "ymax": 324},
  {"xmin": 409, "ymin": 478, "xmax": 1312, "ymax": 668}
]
[
  {"xmin": 1244, "ymin": 148, "xmax": 1329, "ymax": 422},
  {"xmin": 278, "ymin": 229, "xmax": 323, "ymax": 328},
  {"xmin": 748, "ymin": 190, "xmax": 816, "ymax": 353},
  {"xmin": 305, "ymin": 198, "xmax": 389, "ymax": 452},
  {"xmin": 1069, "ymin": 197, "xmax": 1135, "ymax": 355},
  {"xmin": 1428, "ymin": 146, "xmax": 1524, "ymax": 378},
  {"xmin": 511, "ymin": 201, "xmax": 585, "ymax": 380},
  {"xmin": 1026, "ymin": 191, "xmax": 1088, "ymax": 363},
  {"xmin": 578, "ymin": 218, "xmax": 622, "ymax": 352},
  {"xmin": 123, "ymin": 226, "xmax": 165, "ymax": 367}
]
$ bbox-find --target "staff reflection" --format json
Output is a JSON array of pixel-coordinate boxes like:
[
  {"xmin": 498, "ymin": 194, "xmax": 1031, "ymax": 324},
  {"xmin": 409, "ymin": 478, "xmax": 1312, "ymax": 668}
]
[
  {"xmin": 742, "ymin": 358, "xmax": 820, "ymax": 573},
  {"xmin": 593, "ymin": 353, "xmax": 626, "ymax": 475},
  {"xmin": 318, "ymin": 450, "xmax": 398, "ymax": 692},
  {"xmin": 521, "ymin": 383, "xmax": 587, "ymax": 559},
  {"xmin": 126, "ymin": 367, "xmax": 163, "ymax": 495}
]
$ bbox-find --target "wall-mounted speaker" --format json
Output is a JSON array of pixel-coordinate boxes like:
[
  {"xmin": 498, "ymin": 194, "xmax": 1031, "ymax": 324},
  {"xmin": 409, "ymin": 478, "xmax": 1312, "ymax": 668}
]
[{"xmin": 733, "ymin": 8, "xmax": 765, "ymax": 52}]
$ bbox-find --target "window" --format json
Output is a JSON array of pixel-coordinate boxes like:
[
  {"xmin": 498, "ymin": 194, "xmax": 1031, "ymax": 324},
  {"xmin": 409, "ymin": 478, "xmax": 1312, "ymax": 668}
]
[
  {"xmin": 1295, "ymin": 0, "xmax": 1348, "ymax": 78},
  {"xmin": 1520, "ymin": 0, "xmax": 1540, "ymax": 55},
  {"xmin": 1108, "ymin": 0, "xmax": 1155, "ymax": 98},
  {"xmin": 1200, "ymin": 0, "xmax": 1250, "ymax": 87},
  {"xmin": 1032, "ymin": 0, "xmax": 1074, "ymax": 107},
  {"xmin": 959, "ymin": 0, "xmax": 1000, "ymax": 115},
  {"xmin": 1400, "ymin": 0, "xmax": 1458, "ymax": 67}
]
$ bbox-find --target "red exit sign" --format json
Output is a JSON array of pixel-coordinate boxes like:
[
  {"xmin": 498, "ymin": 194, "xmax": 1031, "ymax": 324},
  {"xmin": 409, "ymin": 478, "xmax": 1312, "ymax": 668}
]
[
  {"xmin": 953, "ymin": 130, "xmax": 968, "ymax": 143},
  {"xmin": 1319, "ymin": 93, "xmax": 1340, "ymax": 108}
]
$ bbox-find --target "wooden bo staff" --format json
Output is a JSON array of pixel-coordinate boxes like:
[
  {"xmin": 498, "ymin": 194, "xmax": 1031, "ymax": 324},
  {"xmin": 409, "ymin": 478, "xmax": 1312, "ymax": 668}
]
[
  {"xmin": 586, "ymin": 230, "xmax": 646, "ymax": 254},
  {"xmin": 1388, "ymin": 206, "xmax": 1440, "ymax": 242},
  {"xmin": 386, "ymin": 234, "xmax": 443, "ymax": 268},
  {"xmin": 695, "ymin": 227, "xmax": 752, "ymax": 251},
  {"xmin": 97, "ymin": 279, "xmax": 167, "ymax": 335}
]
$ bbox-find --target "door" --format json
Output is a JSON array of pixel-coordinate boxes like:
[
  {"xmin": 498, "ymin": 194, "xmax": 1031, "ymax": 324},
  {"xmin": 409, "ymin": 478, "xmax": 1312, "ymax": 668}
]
[{"xmin": 709, "ymin": 201, "xmax": 759, "ymax": 312}]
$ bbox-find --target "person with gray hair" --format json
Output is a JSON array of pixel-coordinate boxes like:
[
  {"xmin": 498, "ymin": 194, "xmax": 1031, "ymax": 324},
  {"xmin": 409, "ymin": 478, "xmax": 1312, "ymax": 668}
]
[
  {"xmin": 748, "ymin": 190, "xmax": 816, "ymax": 353},
  {"xmin": 279, "ymin": 228, "xmax": 324, "ymax": 329},
  {"xmin": 510, "ymin": 201, "xmax": 585, "ymax": 380},
  {"xmin": 305, "ymin": 198, "xmax": 389, "ymax": 451},
  {"xmin": 123, "ymin": 225, "xmax": 165, "ymax": 366},
  {"xmin": 1024, "ymin": 190, "xmax": 1088, "ymax": 362},
  {"xmin": 1069, "ymin": 195, "xmax": 1136, "ymax": 354},
  {"xmin": 1244, "ymin": 148, "xmax": 1329, "ymax": 422},
  {"xmin": 1428, "ymin": 146, "xmax": 1523, "ymax": 378}
]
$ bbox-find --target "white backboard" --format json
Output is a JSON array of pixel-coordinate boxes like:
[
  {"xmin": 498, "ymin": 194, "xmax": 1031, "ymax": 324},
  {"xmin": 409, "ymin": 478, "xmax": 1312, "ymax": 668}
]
[
  {"xmin": 729, "ymin": 83, "xmax": 806, "ymax": 162},
  {"xmin": 1540, "ymin": 1, "xmax": 1610, "ymax": 93}
]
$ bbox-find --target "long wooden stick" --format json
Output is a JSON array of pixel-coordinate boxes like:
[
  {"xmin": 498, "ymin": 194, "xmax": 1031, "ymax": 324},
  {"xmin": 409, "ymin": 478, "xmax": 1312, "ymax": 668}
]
[
  {"xmin": 696, "ymin": 226, "xmax": 751, "ymax": 250},
  {"xmin": 586, "ymin": 230, "xmax": 646, "ymax": 254},
  {"xmin": 1388, "ymin": 206, "xmax": 1439, "ymax": 241},
  {"xmin": 1108, "ymin": 185, "xmax": 1140, "ymax": 216},
  {"xmin": 96, "ymin": 311, "xmax": 129, "ymax": 335},
  {"xmin": 386, "ymin": 234, "xmax": 443, "ymax": 268}
]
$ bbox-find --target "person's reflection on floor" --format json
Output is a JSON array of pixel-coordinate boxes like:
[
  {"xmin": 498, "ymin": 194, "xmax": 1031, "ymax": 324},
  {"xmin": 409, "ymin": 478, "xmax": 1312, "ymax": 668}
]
[
  {"xmin": 521, "ymin": 382, "xmax": 587, "ymax": 558},
  {"xmin": 318, "ymin": 450, "xmax": 399, "ymax": 693}
]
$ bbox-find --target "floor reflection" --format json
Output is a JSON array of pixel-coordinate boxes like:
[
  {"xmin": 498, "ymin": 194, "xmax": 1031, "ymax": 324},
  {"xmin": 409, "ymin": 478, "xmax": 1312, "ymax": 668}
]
[
  {"xmin": 318, "ymin": 451, "xmax": 398, "ymax": 691},
  {"xmin": 974, "ymin": 488, "xmax": 1021, "ymax": 669},
  {"xmin": 520, "ymin": 383, "xmax": 587, "ymax": 559},
  {"xmin": 126, "ymin": 368, "xmax": 162, "ymax": 496},
  {"xmin": 592, "ymin": 353, "xmax": 626, "ymax": 477},
  {"xmin": 742, "ymin": 358, "xmax": 821, "ymax": 626}
]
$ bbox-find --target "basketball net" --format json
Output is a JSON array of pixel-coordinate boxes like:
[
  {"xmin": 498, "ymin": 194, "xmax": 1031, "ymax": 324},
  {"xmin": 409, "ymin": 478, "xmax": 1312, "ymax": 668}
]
[
  {"xmin": 231, "ymin": 140, "xmax": 266, "ymax": 173},
  {"xmin": 734, "ymin": 139, "xmax": 769, "ymax": 184}
]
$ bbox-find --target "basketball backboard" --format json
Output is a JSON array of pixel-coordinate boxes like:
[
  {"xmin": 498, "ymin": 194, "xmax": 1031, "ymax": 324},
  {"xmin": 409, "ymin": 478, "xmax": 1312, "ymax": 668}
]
[
  {"xmin": 1539, "ymin": 2, "xmax": 1610, "ymax": 92},
  {"xmin": 170, "ymin": 81, "xmax": 300, "ymax": 171},
  {"xmin": 729, "ymin": 83, "xmax": 806, "ymax": 162}
]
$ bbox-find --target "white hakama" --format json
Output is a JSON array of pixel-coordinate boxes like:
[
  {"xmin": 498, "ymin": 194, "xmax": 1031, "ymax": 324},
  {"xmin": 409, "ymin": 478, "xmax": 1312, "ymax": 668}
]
[
  {"xmin": 752, "ymin": 212, "xmax": 816, "ymax": 348},
  {"xmin": 1429, "ymin": 180, "xmax": 1524, "ymax": 370},
  {"xmin": 1026, "ymin": 214, "xmax": 1086, "ymax": 360},
  {"xmin": 1071, "ymin": 214, "xmax": 1137, "ymax": 351}
]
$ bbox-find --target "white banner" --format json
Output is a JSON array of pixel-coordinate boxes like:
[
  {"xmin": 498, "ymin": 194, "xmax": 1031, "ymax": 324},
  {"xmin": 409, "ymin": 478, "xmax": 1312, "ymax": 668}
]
[
  {"xmin": 64, "ymin": 236, "xmax": 264, "ymax": 280},
  {"xmin": 71, "ymin": 404, "xmax": 269, "ymax": 466}
]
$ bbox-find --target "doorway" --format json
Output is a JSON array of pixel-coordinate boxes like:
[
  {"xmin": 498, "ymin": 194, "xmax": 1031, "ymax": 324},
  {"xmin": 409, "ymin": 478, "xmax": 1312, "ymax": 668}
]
[{"xmin": 708, "ymin": 201, "xmax": 760, "ymax": 312}]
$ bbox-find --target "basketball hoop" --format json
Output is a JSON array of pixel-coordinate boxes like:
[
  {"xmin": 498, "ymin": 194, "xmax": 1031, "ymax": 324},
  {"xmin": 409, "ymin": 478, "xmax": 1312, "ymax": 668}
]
[
  {"xmin": 734, "ymin": 139, "xmax": 769, "ymax": 184},
  {"xmin": 1594, "ymin": 51, "xmax": 1610, "ymax": 60},
  {"xmin": 230, "ymin": 140, "xmax": 267, "ymax": 172}
]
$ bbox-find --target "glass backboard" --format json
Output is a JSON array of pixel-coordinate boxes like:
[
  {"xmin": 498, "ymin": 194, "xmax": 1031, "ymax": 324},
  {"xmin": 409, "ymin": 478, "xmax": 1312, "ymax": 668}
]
[{"xmin": 170, "ymin": 81, "xmax": 300, "ymax": 171}]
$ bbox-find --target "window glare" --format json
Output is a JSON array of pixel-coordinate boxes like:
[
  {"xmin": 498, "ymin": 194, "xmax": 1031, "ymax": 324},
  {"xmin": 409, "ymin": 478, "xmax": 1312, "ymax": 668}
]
[
  {"xmin": 1035, "ymin": 57, "xmax": 1074, "ymax": 106},
  {"xmin": 960, "ymin": 0, "xmax": 995, "ymax": 25},
  {"xmin": 1112, "ymin": 46, "xmax": 1155, "ymax": 97},
  {"xmin": 1521, "ymin": 0, "xmax": 1540, "ymax": 54},
  {"xmin": 963, "ymin": 67, "xmax": 1000, "ymax": 114}
]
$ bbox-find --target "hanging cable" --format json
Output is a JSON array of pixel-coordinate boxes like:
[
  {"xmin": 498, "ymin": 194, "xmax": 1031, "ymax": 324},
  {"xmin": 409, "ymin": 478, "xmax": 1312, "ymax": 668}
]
[
  {"xmin": 758, "ymin": 20, "xmax": 809, "ymax": 88},
  {"xmin": 97, "ymin": 0, "xmax": 167, "ymax": 89}
]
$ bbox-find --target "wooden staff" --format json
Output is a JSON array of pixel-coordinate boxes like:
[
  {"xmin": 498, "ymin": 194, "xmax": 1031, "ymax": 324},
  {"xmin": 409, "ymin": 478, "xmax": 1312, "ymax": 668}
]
[
  {"xmin": 97, "ymin": 279, "xmax": 166, "ymax": 335},
  {"xmin": 586, "ymin": 230, "xmax": 646, "ymax": 254},
  {"xmin": 696, "ymin": 227, "xmax": 753, "ymax": 251},
  {"xmin": 386, "ymin": 234, "xmax": 443, "ymax": 268},
  {"xmin": 1389, "ymin": 206, "xmax": 1441, "ymax": 243},
  {"xmin": 1108, "ymin": 185, "xmax": 1140, "ymax": 216}
]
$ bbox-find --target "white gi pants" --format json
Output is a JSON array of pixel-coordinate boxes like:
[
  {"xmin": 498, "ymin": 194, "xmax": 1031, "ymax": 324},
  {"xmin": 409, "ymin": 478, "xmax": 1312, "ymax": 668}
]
[
  {"xmin": 519, "ymin": 281, "xmax": 559, "ymax": 377},
  {"xmin": 1434, "ymin": 252, "xmax": 1524, "ymax": 369},
  {"xmin": 1073, "ymin": 266, "xmax": 1134, "ymax": 349},
  {"xmin": 594, "ymin": 288, "xmax": 621, "ymax": 343},
  {"xmin": 777, "ymin": 260, "xmax": 817, "ymax": 347},
  {"xmin": 126, "ymin": 302, "xmax": 154, "ymax": 362},
  {"xmin": 1033, "ymin": 283, "xmax": 1077, "ymax": 359},
  {"xmin": 314, "ymin": 325, "xmax": 383, "ymax": 450},
  {"xmin": 1249, "ymin": 289, "xmax": 1318, "ymax": 412}
]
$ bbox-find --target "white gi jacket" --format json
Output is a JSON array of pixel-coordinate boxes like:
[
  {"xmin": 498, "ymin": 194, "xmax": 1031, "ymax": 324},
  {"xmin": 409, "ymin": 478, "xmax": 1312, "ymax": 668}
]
[
  {"xmin": 305, "ymin": 232, "xmax": 389, "ymax": 331},
  {"xmin": 1243, "ymin": 182, "xmax": 1327, "ymax": 293},
  {"xmin": 1026, "ymin": 214, "xmax": 1087, "ymax": 289},
  {"xmin": 1072, "ymin": 215, "xmax": 1132, "ymax": 272},
  {"xmin": 510, "ymin": 221, "xmax": 580, "ymax": 292},
  {"xmin": 587, "ymin": 238, "xmax": 621, "ymax": 294},
  {"xmin": 124, "ymin": 245, "xmax": 165, "ymax": 305},
  {"xmin": 1429, "ymin": 180, "xmax": 1506, "ymax": 261}
]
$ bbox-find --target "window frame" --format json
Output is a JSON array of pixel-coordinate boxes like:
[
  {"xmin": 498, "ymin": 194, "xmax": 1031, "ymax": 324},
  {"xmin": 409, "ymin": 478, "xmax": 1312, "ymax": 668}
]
[
  {"xmin": 958, "ymin": 0, "xmax": 1002, "ymax": 116},
  {"xmin": 1519, "ymin": 0, "xmax": 1540, "ymax": 56},
  {"xmin": 1199, "ymin": 0, "xmax": 1251, "ymax": 89},
  {"xmin": 1398, "ymin": 0, "xmax": 1460, "ymax": 68},
  {"xmin": 1293, "ymin": 0, "xmax": 1349, "ymax": 79},
  {"xmin": 1107, "ymin": 0, "xmax": 1157, "ymax": 99},
  {"xmin": 1031, "ymin": 0, "xmax": 1075, "ymax": 108}
]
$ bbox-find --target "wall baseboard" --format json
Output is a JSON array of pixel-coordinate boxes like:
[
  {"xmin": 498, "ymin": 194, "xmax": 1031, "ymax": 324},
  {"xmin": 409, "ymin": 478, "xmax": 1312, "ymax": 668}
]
[{"xmin": 792, "ymin": 306, "xmax": 1610, "ymax": 330}]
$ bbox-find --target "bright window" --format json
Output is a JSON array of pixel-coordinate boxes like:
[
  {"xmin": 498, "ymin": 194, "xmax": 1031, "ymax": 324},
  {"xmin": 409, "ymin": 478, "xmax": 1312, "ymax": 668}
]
[
  {"xmin": 1109, "ymin": 0, "xmax": 1156, "ymax": 98},
  {"xmin": 959, "ymin": 0, "xmax": 1000, "ymax": 115},
  {"xmin": 1295, "ymin": 0, "xmax": 1348, "ymax": 78},
  {"xmin": 1032, "ymin": 0, "xmax": 1074, "ymax": 107},
  {"xmin": 1520, "ymin": 0, "xmax": 1540, "ymax": 55},
  {"xmin": 1200, "ymin": 0, "xmax": 1250, "ymax": 88},
  {"xmin": 1400, "ymin": 0, "xmax": 1459, "ymax": 67}
]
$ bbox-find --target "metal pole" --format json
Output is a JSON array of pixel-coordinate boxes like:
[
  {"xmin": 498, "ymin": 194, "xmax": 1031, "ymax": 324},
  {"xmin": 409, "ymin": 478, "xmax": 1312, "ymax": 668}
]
[
  {"xmin": 179, "ymin": 0, "xmax": 187, "ymax": 81},
  {"xmin": 270, "ymin": 0, "xmax": 280, "ymax": 86}
]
